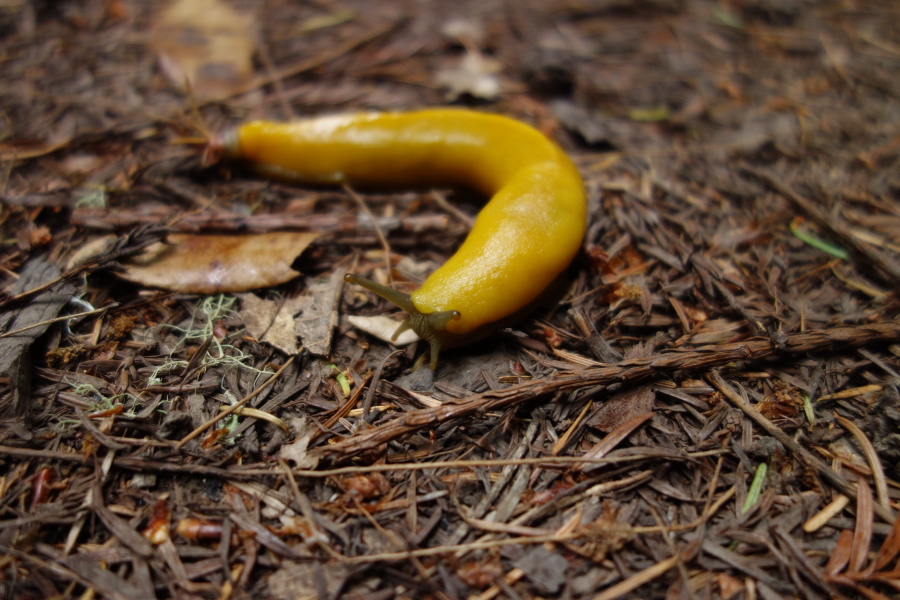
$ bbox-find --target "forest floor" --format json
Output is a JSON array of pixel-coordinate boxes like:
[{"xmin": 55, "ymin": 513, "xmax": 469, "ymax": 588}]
[{"xmin": 1, "ymin": 1, "xmax": 900, "ymax": 599}]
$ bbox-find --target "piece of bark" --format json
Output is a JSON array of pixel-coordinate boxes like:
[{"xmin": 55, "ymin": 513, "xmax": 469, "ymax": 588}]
[{"xmin": 0, "ymin": 258, "xmax": 76, "ymax": 414}]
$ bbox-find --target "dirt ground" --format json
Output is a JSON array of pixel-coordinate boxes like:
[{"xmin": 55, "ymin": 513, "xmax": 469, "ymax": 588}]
[{"xmin": 1, "ymin": 0, "xmax": 900, "ymax": 599}]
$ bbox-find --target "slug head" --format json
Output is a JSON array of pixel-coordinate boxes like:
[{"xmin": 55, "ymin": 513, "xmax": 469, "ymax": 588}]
[{"xmin": 344, "ymin": 273, "xmax": 460, "ymax": 369}]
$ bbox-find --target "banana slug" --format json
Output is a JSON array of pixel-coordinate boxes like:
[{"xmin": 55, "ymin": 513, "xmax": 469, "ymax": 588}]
[{"xmin": 218, "ymin": 109, "xmax": 587, "ymax": 368}]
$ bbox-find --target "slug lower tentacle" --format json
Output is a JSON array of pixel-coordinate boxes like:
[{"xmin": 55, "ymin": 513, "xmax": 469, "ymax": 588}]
[{"xmin": 220, "ymin": 109, "xmax": 587, "ymax": 368}]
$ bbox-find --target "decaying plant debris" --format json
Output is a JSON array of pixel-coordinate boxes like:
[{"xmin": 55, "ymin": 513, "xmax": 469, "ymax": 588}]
[{"xmin": 1, "ymin": 1, "xmax": 899, "ymax": 599}]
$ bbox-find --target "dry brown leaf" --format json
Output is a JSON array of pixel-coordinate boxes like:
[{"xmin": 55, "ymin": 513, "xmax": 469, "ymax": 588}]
[
  {"xmin": 587, "ymin": 341, "xmax": 657, "ymax": 431},
  {"xmin": 67, "ymin": 235, "xmax": 117, "ymax": 270},
  {"xmin": 121, "ymin": 232, "xmax": 317, "ymax": 293},
  {"xmin": 150, "ymin": 0, "xmax": 256, "ymax": 100},
  {"xmin": 237, "ymin": 293, "xmax": 308, "ymax": 355}
]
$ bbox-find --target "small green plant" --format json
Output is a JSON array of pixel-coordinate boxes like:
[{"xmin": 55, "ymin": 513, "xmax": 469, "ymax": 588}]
[
  {"xmin": 54, "ymin": 381, "xmax": 139, "ymax": 431},
  {"xmin": 742, "ymin": 463, "xmax": 768, "ymax": 514},
  {"xmin": 68, "ymin": 381, "xmax": 130, "ymax": 412}
]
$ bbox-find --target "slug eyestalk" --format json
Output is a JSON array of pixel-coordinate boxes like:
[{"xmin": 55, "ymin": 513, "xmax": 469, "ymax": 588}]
[{"xmin": 344, "ymin": 274, "xmax": 460, "ymax": 369}]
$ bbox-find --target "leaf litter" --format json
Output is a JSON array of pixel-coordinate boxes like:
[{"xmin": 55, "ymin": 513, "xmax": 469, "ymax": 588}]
[{"xmin": 0, "ymin": 1, "xmax": 899, "ymax": 599}]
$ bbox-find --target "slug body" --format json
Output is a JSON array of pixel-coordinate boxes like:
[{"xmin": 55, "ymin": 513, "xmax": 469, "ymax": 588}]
[{"xmin": 222, "ymin": 109, "xmax": 587, "ymax": 367}]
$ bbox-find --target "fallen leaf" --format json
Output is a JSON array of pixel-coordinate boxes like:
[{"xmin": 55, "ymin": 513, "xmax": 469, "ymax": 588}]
[
  {"xmin": 340, "ymin": 472, "xmax": 391, "ymax": 500},
  {"xmin": 150, "ymin": 0, "xmax": 256, "ymax": 100},
  {"xmin": 587, "ymin": 383, "xmax": 655, "ymax": 432},
  {"xmin": 237, "ymin": 293, "xmax": 308, "ymax": 355},
  {"xmin": 120, "ymin": 232, "xmax": 317, "ymax": 293},
  {"xmin": 346, "ymin": 314, "xmax": 419, "ymax": 346},
  {"xmin": 572, "ymin": 412, "xmax": 655, "ymax": 472}
]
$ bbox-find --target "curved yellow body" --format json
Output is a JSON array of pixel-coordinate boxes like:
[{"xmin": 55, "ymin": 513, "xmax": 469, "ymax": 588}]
[{"xmin": 228, "ymin": 109, "xmax": 586, "ymax": 338}]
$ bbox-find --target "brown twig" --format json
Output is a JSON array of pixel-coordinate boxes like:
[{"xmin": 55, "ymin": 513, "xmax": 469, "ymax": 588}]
[
  {"xmin": 429, "ymin": 190, "xmax": 475, "ymax": 228},
  {"xmin": 343, "ymin": 184, "xmax": 394, "ymax": 281},
  {"xmin": 0, "ymin": 303, "xmax": 117, "ymax": 338},
  {"xmin": 71, "ymin": 207, "xmax": 451, "ymax": 236},
  {"xmin": 0, "ymin": 446, "xmax": 724, "ymax": 481},
  {"xmin": 315, "ymin": 322, "xmax": 900, "ymax": 459}
]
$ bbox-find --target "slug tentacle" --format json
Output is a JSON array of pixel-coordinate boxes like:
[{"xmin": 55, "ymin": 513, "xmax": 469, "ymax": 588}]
[
  {"xmin": 344, "ymin": 273, "xmax": 461, "ymax": 369},
  {"xmin": 389, "ymin": 318, "xmax": 413, "ymax": 341},
  {"xmin": 344, "ymin": 273, "xmax": 416, "ymax": 314}
]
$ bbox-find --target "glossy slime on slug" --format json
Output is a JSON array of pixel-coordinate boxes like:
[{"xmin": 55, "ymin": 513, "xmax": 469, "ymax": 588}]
[{"xmin": 219, "ymin": 109, "xmax": 587, "ymax": 368}]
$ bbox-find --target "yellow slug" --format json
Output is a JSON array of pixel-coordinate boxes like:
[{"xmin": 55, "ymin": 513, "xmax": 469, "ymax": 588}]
[{"xmin": 219, "ymin": 109, "xmax": 587, "ymax": 368}]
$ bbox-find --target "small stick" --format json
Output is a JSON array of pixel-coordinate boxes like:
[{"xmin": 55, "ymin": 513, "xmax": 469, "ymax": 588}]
[
  {"xmin": 175, "ymin": 355, "xmax": 295, "ymax": 449},
  {"xmin": 0, "ymin": 303, "xmax": 118, "ymax": 339},
  {"xmin": 316, "ymin": 322, "xmax": 900, "ymax": 459},
  {"xmin": 344, "ymin": 184, "xmax": 394, "ymax": 281}
]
